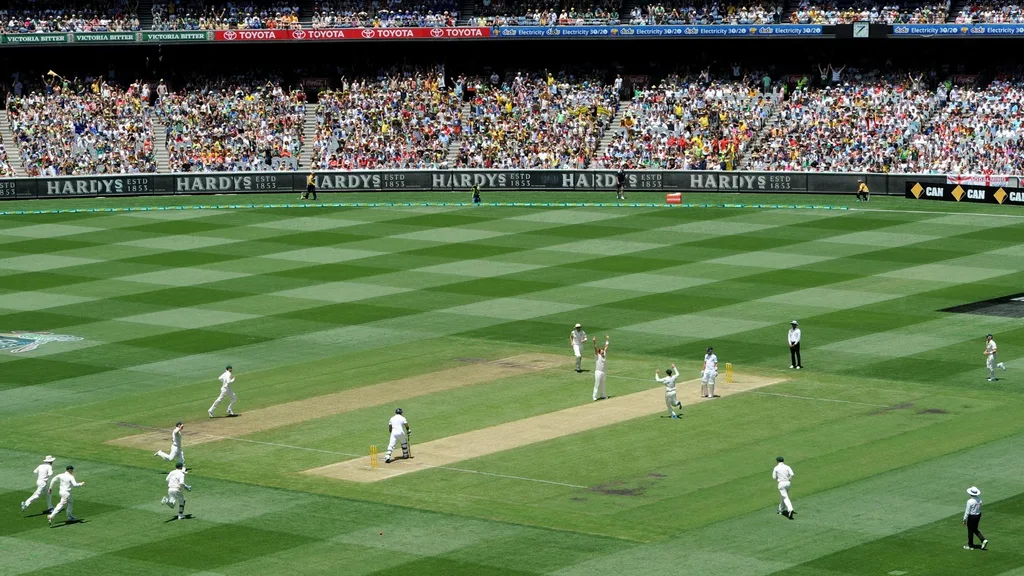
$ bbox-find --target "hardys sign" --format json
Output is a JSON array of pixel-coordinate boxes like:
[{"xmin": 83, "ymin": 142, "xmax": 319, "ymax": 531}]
[
  {"xmin": 0, "ymin": 170, "xmax": 974, "ymax": 200},
  {"xmin": 906, "ymin": 181, "xmax": 1024, "ymax": 205}
]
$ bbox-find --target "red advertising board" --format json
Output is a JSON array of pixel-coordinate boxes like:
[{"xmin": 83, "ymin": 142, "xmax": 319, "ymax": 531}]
[{"xmin": 213, "ymin": 27, "xmax": 490, "ymax": 42}]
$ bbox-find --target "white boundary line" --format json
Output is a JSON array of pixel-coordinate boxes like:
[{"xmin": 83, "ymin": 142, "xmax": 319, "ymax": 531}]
[
  {"xmin": 853, "ymin": 207, "xmax": 1024, "ymax": 218},
  {"xmin": 55, "ymin": 413, "xmax": 587, "ymax": 489}
]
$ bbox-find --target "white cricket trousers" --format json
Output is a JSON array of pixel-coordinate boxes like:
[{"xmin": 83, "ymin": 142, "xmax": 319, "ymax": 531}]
[
  {"xmin": 25, "ymin": 480, "xmax": 52, "ymax": 509},
  {"xmin": 210, "ymin": 385, "xmax": 237, "ymax": 414},
  {"xmin": 593, "ymin": 370, "xmax": 606, "ymax": 400},
  {"xmin": 777, "ymin": 481, "xmax": 793, "ymax": 513},
  {"xmin": 50, "ymin": 491, "xmax": 73, "ymax": 519},
  {"xmin": 665, "ymin": 390, "xmax": 680, "ymax": 414},
  {"xmin": 157, "ymin": 445, "xmax": 184, "ymax": 465},
  {"xmin": 164, "ymin": 488, "xmax": 185, "ymax": 512},
  {"xmin": 701, "ymin": 370, "xmax": 717, "ymax": 386},
  {"xmin": 988, "ymin": 354, "xmax": 997, "ymax": 379},
  {"xmin": 573, "ymin": 344, "xmax": 582, "ymax": 370},
  {"xmin": 386, "ymin": 432, "xmax": 408, "ymax": 459}
]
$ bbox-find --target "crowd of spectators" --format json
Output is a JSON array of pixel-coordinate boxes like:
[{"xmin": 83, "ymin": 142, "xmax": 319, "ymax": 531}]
[
  {"xmin": 157, "ymin": 80, "xmax": 306, "ymax": 172},
  {"xmin": 0, "ymin": 0, "xmax": 139, "ymax": 33},
  {"xmin": 453, "ymin": 71, "xmax": 617, "ymax": 169},
  {"xmin": 472, "ymin": 0, "xmax": 620, "ymax": 26},
  {"xmin": 6, "ymin": 76, "xmax": 155, "ymax": 176},
  {"xmin": 789, "ymin": 0, "xmax": 949, "ymax": 23},
  {"xmin": 598, "ymin": 74, "xmax": 775, "ymax": 169},
  {"xmin": 744, "ymin": 71, "xmax": 938, "ymax": 172},
  {"xmin": 311, "ymin": 0, "xmax": 457, "ymax": 27},
  {"xmin": 151, "ymin": 1, "xmax": 299, "ymax": 30},
  {"xmin": 629, "ymin": 1, "xmax": 780, "ymax": 25},
  {"xmin": 954, "ymin": 2, "xmax": 1024, "ymax": 22},
  {"xmin": 311, "ymin": 70, "xmax": 461, "ymax": 169},
  {"xmin": 903, "ymin": 76, "xmax": 1024, "ymax": 174}
]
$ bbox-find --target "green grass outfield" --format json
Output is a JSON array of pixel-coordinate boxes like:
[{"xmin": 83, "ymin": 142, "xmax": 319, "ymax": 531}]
[{"xmin": 2, "ymin": 191, "xmax": 1024, "ymax": 575}]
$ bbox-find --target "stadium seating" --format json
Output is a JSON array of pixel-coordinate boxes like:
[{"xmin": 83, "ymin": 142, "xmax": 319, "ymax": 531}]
[
  {"xmin": 743, "ymin": 72, "xmax": 938, "ymax": 172},
  {"xmin": 789, "ymin": 0, "xmax": 949, "ymax": 23},
  {"xmin": 453, "ymin": 72, "xmax": 617, "ymax": 169},
  {"xmin": 901, "ymin": 77, "xmax": 1024, "ymax": 174},
  {"xmin": 311, "ymin": 0, "xmax": 458, "ymax": 27},
  {"xmin": 310, "ymin": 72, "xmax": 461, "ymax": 169},
  {"xmin": 629, "ymin": 1, "xmax": 780, "ymax": 25},
  {"xmin": 597, "ymin": 75, "xmax": 776, "ymax": 170},
  {"xmin": 471, "ymin": 0, "xmax": 621, "ymax": 26},
  {"xmin": 954, "ymin": 2, "xmax": 1024, "ymax": 22},
  {"xmin": 157, "ymin": 82, "xmax": 306, "ymax": 172},
  {"xmin": 151, "ymin": 1, "xmax": 299, "ymax": 30},
  {"xmin": 0, "ymin": 0, "xmax": 139, "ymax": 32}
]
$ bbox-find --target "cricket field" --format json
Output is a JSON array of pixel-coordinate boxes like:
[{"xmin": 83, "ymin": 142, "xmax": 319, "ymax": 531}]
[{"xmin": 2, "ymin": 192, "xmax": 1023, "ymax": 575}]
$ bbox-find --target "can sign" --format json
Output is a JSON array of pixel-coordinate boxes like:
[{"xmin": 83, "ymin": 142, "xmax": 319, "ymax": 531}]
[{"xmin": 666, "ymin": 193, "xmax": 682, "ymax": 204}]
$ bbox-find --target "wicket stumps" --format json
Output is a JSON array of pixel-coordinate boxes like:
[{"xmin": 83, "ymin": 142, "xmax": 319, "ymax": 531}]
[
  {"xmin": 725, "ymin": 363, "xmax": 733, "ymax": 383},
  {"xmin": 370, "ymin": 445, "xmax": 379, "ymax": 469}
]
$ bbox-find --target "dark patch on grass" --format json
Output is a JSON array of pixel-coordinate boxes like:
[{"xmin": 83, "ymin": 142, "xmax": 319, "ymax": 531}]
[
  {"xmin": 589, "ymin": 480, "xmax": 648, "ymax": 496},
  {"xmin": 648, "ymin": 472, "xmax": 667, "ymax": 478},
  {"xmin": 570, "ymin": 497, "xmax": 587, "ymax": 502},
  {"xmin": 869, "ymin": 402, "xmax": 914, "ymax": 415},
  {"xmin": 455, "ymin": 357, "xmax": 487, "ymax": 363},
  {"xmin": 916, "ymin": 408, "xmax": 949, "ymax": 415},
  {"xmin": 941, "ymin": 292, "xmax": 1024, "ymax": 318}
]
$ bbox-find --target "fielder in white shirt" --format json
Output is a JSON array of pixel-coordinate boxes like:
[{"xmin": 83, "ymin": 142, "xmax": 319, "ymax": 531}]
[
  {"xmin": 162, "ymin": 462, "xmax": 192, "ymax": 520},
  {"xmin": 788, "ymin": 320, "xmax": 802, "ymax": 369},
  {"xmin": 984, "ymin": 334, "xmax": 1006, "ymax": 381},
  {"xmin": 656, "ymin": 363, "xmax": 683, "ymax": 418},
  {"xmin": 772, "ymin": 456, "xmax": 795, "ymax": 519},
  {"xmin": 593, "ymin": 335, "xmax": 609, "ymax": 401},
  {"xmin": 47, "ymin": 465, "xmax": 85, "ymax": 525},
  {"xmin": 570, "ymin": 324, "xmax": 588, "ymax": 372},
  {"xmin": 385, "ymin": 408, "xmax": 410, "ymax": 463},
  {"xmin": 155, "ymin": 421, "xmax": 185, "ymax": 465},
  {"xmin": 21, "ymin": 455, "xmax": 55, "ymax": 512},
  {"xmin": 701, "ymin": 347, "xmax": 718, "ymax": 398},
  {"xmin": 209, "ymin": 365, "xmax": 237, "ymax": 418}
]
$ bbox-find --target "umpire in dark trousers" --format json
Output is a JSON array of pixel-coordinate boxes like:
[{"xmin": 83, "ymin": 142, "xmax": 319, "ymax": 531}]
[
  {"xmin": 788, "ymin": 320, "xmax": 802, "ymax": 369},
  {"xmin": 963, "ymin": 486, "xmax": 987, "ymax": 550}
]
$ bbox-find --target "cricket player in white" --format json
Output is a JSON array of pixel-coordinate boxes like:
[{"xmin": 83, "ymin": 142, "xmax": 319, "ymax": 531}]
[
  {"xmin": 984, "ymin": 334, "xmax": 1006, "ymax": 381},
  {"xmin": 47, "ymin": 465, "xmax": 84, "ymax": 525},
  {"xmin": 593, "ymin": 335, "xmax": 609, "ymax": 401},
  {"xmin": 155, "ymin": 421, "xmax": 185, "ymax": 465},
  {"xmin": 21, "ymin": 455, "xmax": 55, "ymax": 512},
  {"xmin": 209, "ymin": 365, "xmax": 237, "ymax": 418},
  {"xmin": 162, "ymin": 462, "xmax": 192, "ymax": 520},
  {"xmin": 656, "ymin": 363, "xmax": 683, "ymax": 418},
  {"xmin": 701, "ymin": 347, "xmax": 718, "ymax": 398},
  {"xmin": 385, "ymin": 408, "xmax": 410, "ymax": 463},
  {"xmin": 570, "ymin": 323, "xmax": 588, "ymax": 372},
  {"xmin": 773, "ymin": 456, "xmax": 795, "ymax": 519}
]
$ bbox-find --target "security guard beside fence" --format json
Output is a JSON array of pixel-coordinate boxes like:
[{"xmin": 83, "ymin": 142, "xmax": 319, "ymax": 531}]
[
  {"xmin": 856, "ymin": 179, "xmax": 869, "ymax": 202},
  {"xmin": 302, "ymin": 170, "xmax": 317, "ymax": 201}
]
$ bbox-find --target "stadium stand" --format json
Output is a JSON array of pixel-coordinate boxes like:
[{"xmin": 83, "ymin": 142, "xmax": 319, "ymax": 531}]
[
  {"xmin": 742, "ymin": 71, "xmax": 939, "ymax": 172},
  {"xmin": 954, "ymin": 1, "xmax": 1024, "ymax": 22},
  {"xmin": 629, "ymin": 1, "xmax": 781, "ymax": 25},
  {"xmin": 151, "ymin": 1, "xmax": 300, "ymax": 30},
  {"xmin": 311, "ymin": 0, "xmax": 458, "ymax": 27},
  {"xmin": 453, "ymin": 71, "xmax": 617, "ymax": 168},
  {"xmin": 157, "ymin": 80, "xmax": 306, "ymax": 172},
  {"xmin": 0, "ymin": 0, "xmax": 140, "ymax": 32},
  {"xmin": 597, "ymin": 74, "xmax": 776, "ymax": 169},
  {"xmin": 310, "ymin": 70, "xmax": 461, "ymax": 169},
  {"xmin": 471, "ymin": 0, "xmax": 621, "ymax": 26},
  {"xmin": 6, "ymin": 78, "xmax": 155, "ymax": 176},
  {"xmin": 788, "ymin": 0, "xmax": 949, "ymax": 23}
]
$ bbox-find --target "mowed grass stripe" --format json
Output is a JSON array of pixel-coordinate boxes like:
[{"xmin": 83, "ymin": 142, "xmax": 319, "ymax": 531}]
[
  {"xmin": 106, "ymin": 354, "xmax": 563, "ymax": 451},
  {"xmin": 303, "ymin": 374, "xmax": 784, "ymax": 483}
]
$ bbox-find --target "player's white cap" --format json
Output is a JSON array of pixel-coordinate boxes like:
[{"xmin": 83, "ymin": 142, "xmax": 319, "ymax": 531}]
[
  {"xmin": 791, "ymin": 320, "xmax": 799, "ymax": 325},
  {"xmin": 575, "ymin": 323, "xmax": 581, "ymax": 328},
  {"xmin": 44, "ymin": 455, "xmax": 56, "ymax": 463}
]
